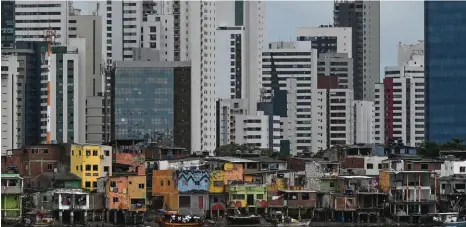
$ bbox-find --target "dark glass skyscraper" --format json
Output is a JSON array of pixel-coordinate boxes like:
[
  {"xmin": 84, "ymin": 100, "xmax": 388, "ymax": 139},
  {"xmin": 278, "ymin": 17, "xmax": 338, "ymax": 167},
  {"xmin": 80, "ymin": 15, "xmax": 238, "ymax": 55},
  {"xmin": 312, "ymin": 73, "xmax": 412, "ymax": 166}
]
[
  {"xmin": 1, "ymin": 1, "xmax": 15, "ymax": 48},
  {"xmin": 425, "ymin": 1, "xmax": 466, "ymax": 143}
]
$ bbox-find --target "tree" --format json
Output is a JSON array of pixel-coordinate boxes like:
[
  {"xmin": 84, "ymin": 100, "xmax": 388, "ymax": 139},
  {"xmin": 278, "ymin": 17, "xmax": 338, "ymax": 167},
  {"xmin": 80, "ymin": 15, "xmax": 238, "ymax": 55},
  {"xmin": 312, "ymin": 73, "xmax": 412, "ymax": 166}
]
[
  {"xmin": 417, "ymin": 139, "xmax": 466, "ymax": 158},
  {"xmin": 214, "ymin": 143, "xmax": 242, "ymax": 156}
]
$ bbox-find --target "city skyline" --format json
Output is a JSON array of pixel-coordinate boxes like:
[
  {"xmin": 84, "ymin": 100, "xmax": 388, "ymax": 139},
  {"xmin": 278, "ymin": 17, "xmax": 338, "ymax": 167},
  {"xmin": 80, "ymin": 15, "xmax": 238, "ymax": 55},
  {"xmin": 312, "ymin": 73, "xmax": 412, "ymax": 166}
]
[{"xmin": 74, "ymin": 0, "xmax": 424, "ymax": 77}]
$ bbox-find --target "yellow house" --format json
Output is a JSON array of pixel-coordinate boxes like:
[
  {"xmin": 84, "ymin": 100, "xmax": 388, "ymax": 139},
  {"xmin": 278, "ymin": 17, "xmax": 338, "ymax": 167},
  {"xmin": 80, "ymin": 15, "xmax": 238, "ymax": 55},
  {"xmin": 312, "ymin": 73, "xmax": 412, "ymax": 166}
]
[{"xmin": 70, "ymin": 144, "xmax": 104, "ymax": 191}]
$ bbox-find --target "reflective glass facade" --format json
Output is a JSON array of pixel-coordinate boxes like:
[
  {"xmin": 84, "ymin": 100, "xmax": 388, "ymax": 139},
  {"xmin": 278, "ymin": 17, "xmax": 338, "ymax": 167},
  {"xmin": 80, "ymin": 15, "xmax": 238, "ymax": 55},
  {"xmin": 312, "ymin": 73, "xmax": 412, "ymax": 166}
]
[
  {"xmin": 114, "ymin": 67, "xmax": 174, "ymax": 141},
  {"xmin": 425, "ymin": 1, "xmax": 466, "ymax": 143}
]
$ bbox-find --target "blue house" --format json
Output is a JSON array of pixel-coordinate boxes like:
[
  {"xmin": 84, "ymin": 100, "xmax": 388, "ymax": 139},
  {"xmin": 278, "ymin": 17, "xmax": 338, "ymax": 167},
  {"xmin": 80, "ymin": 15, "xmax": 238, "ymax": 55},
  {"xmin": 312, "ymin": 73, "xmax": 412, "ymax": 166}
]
[{"xmin": 177, "ymin": 170, "xmax": 210, "ymax": 193}]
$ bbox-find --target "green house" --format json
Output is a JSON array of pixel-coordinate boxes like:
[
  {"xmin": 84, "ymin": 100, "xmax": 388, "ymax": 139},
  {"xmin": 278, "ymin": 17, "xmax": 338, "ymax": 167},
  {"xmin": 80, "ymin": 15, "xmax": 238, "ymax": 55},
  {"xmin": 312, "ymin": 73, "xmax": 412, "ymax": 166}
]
[
  {"xmin": 1, "ymin": 173, "xmax": 23, "ymax": 219},
  {"xmin": 228, "ymin": 183, "xmax": 267, "ymax": 208},
  {"xmin": 31, "ymin": 172, "xmax": 82, "ymax": 190}
]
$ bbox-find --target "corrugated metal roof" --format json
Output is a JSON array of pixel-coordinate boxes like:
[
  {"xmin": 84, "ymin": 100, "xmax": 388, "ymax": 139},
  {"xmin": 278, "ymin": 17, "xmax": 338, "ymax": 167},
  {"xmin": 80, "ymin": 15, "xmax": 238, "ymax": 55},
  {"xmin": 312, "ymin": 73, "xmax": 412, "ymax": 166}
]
[{"xmin": 212, "ymin": 156, "xmax": 258, "ymax": 163}]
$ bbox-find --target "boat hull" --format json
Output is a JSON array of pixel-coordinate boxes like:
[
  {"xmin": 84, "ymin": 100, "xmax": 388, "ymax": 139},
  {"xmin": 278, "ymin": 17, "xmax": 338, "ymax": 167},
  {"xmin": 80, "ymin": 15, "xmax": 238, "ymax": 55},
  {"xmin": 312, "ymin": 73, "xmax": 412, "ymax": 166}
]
[
  {"xmin": 226, "ymin": 216, "xmax": 261, "ymax": 225},
  {"xmin": 444, "ymin": 221, "xmax": 466, "ymax": 227},
  {"xmin": 275, "ymin": 221, "xmax": 310, "ymax": 227},
  {"xmin": 161, "ymin": 221, "xmax": 204, "ymax": 227}
]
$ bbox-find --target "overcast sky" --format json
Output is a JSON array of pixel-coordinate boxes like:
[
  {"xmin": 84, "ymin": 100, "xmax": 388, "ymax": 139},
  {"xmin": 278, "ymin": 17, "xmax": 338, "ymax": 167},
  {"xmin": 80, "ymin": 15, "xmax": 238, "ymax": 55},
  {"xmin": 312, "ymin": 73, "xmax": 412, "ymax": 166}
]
[{"xmin": 74, "ymin": 1, "xmax": 424, "ymax": 80}]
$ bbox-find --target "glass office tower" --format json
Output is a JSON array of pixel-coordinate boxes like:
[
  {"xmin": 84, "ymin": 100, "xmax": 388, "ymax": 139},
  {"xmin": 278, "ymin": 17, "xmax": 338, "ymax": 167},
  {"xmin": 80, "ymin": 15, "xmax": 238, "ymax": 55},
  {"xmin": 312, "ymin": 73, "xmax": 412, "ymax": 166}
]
[{"xmin": 425, "ymin": 1, "xmax": 466, "ymax": 143}]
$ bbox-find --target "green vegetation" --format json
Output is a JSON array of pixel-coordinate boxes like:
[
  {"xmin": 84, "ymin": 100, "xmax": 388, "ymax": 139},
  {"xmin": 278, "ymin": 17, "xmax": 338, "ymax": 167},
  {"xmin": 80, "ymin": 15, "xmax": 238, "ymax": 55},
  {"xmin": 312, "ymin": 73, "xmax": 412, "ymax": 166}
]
[{"xmin": 417, "ymin": 139, "xmax": 466, "ymax": 158}]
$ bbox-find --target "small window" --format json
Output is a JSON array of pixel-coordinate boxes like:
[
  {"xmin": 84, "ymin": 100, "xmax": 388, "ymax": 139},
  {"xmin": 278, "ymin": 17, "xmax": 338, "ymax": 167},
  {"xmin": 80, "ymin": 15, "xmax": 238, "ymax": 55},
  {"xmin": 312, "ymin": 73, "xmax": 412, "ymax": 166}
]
[
  {"xmin": 47, "ymin": 164, "xmax": 53, "ymax": 170},
  {"xmin": 43, "ymin": 196, "xmax": 48, "ymax": 201},
  {"xmin": 93, "ymin": 165, "xmax": 98, "ymax": 171},
  {"xmin": 105, "ymin": 150, "xmax": 110, "ymax": 156},
  {"xmin": 256, "ymin": 194, "xmax": 263, "ymax": 200},
  {"xmin": 138, "ymin": 183, "xmax": 145, "ymax": 189},
  {"xmin": 378, "ymin": 164, "xmax": 382, "ymax": 170},
  {"xmin": 85, "ymin": 165, "xmax": 91, "ymax": 171},
  {"xmin": 167, "ymin": 180, "xmax": 170, "ymax": 186},
  {"xmin": 85, "ymin": 181, "xmax": 91, "ymax": 187},
  {"xmin": 104, "ymin": 166, "xmax": 109, "ymax": 172},
  {"xmin": 421, "ymin": 163, "xmax": 429, "ymax": 170},
  {"xmin": 460, "ymin": 167, "xmax": 466, "ymax": 173},
  {"xmin": 93, "ymin": 150, "xmax": 98, "ymax": 156},
  {"xmin": 92, "ymin": 182, "xmax": 97, "ymax": 188},
  {"xmin": 76, "ymin": 166, "xmax": 79, "ymax": 171},
  {"xmin": 79, "ymin": 150, "xmax": 81, "ymax": 156},
  {"xmin": 113, "ymin": 197, "xmax": 119, "ymax": 203},
  {"xmin": 72, "ymin": 150, "xmax": 74, "ymax": 156},
  {"xmin": 407, "ymin": 164, "xmax": 413, "ymax": 170},
  {"xmin": 44, "ymin": 149, "xmax": 48, "ymax": 153},
  {"xmin": 195, "ymin": 181, "xmax": 200, "ymax": 186},
  {"xmin": 301, "ymin": 193, "xmax": 310, "ymax": 200},
  {"xmin": 110, "ymin": 181, "xmax": 116, "ymax": 187},
  {"xmin": 86, "ymin": 150, "xmax": 91, "ymax": 156},
  {"xmin": 366, "ymin": 163, "xmax": 374, "ymax": 169},
  {"xmin": 160, "ymin": 180, "xmax": 164, "ymax": 186},
  {"xmin": 330, "ymin": 182, "xmax": 335, "ymax": 187}
]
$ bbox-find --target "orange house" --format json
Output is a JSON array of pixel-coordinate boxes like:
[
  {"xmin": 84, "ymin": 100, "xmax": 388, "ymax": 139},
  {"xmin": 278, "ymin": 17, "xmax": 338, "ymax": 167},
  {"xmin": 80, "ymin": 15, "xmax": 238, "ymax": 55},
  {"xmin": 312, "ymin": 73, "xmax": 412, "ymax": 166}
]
[
  {"xmin": 107, "ymin": 175, "xmax": 146, "ymax": 212},
  {"xmin": 152, "ymin": 170, "xmax": 179, "ymax": 210}
]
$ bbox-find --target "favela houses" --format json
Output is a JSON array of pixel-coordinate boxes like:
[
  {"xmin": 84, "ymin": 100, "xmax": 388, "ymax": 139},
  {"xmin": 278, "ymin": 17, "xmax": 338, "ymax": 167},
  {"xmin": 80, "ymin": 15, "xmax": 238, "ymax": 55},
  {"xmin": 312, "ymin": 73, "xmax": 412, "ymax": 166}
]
[{"xmin": 2, "ymin": 140, "xmax": 466, "ymax": 226}]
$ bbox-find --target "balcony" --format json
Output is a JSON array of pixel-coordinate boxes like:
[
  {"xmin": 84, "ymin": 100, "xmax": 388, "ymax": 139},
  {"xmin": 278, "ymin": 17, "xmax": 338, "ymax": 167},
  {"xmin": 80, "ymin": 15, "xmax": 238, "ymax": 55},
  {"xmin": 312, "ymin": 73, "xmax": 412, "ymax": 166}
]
[{"xmin": 1, "ymin": 185, "xmax": 23, "ymax": 194}]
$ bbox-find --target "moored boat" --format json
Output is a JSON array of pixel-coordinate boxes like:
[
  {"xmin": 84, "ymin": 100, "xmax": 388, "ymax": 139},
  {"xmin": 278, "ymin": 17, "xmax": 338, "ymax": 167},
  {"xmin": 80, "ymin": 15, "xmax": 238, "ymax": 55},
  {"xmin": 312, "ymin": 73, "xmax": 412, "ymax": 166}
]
[
  {"xmin": 226, "ymin": 207, "xmax": 261, "ymax": 225},
  {"xmin": 160, "ymin": 213, "xmax": 204, "ymax": 227},
  {"xmin": 432, "ymin": 212, "xmax": 466, "ymax": 227}
]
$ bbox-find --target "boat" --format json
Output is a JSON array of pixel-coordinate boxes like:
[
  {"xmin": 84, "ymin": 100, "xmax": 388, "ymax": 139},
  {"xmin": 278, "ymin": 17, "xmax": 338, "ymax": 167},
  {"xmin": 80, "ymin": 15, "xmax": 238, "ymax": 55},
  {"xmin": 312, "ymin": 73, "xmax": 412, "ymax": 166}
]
[
  {"xmin": 226, "ymin": 208, "xmax": 261, "ymax": 225},
  {"xmin": 160, "ymin": 213, "xmax": 204, "ymax": 227},
  {"xmin": 267, "ymin": 211, "xmax": 310, "ymax": 227},
  {"xmin": 432, "ymin": 212, "xmax": 466, "ymax": 227},
  {"xmin": 31, "ymin": 217, "xmax": 54, "ymax": 227}
]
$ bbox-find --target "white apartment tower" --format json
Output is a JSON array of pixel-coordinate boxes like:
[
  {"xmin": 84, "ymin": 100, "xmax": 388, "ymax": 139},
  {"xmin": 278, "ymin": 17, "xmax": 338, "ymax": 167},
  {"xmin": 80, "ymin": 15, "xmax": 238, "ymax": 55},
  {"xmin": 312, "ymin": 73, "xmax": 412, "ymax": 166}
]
[
  {"xmin": 40, "ymin": 39, "xmax": 87, "ymax": 144},
  {"xmin": 1, "ymin": 55, "xmax": 25, "ymax": 155},
  {"xmin": 99, "ymin": 1, "xmax": 156, "ymax": 63},
  {"xmin": 353, "ymin": 100, "xmax": 375, "ymax": 144},
  {"xmin": 262, "ymin": 42, "xmax": 318, "ymax": 154},
  {"xmin": 215, "ymin": 1, "xmax": 266, "ymax": 113},
  {"xmin": 374, "ymin": 41, "xmax": 425, "ymax": 147},
  {"xmin": 15, "ymin": 1, "xmax": 70, "ymax": 45}
]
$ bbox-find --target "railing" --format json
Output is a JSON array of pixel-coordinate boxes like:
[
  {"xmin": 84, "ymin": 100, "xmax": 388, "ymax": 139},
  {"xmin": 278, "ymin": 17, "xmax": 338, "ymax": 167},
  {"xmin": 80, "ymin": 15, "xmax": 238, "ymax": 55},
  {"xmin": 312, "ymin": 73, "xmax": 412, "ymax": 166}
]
[{"xmin": 1, "ymin": 186, "xmax": 23, "ymax": 194}]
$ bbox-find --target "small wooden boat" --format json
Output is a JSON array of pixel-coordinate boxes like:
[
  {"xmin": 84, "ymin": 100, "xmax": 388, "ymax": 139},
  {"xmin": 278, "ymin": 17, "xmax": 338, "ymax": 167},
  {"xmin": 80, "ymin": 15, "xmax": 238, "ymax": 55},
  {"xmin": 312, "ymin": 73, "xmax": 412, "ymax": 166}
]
[
  {"xmin": 226, "ymin": 208, "xmax": 261, "ymax": 225},
  {"xmin": 32, "ymin": 217, "xmax": 55, "ymax": 227},
  {"xmin": 432, "ymin": 212, "xmax": 466, "ymax": 227},
  {"xmin": 267, "ymin": 211, "xmax": 310, "ymax": 227},
  {"xmin": 161, "ymin": 221, "xmax": 204, "ymax": 227}
]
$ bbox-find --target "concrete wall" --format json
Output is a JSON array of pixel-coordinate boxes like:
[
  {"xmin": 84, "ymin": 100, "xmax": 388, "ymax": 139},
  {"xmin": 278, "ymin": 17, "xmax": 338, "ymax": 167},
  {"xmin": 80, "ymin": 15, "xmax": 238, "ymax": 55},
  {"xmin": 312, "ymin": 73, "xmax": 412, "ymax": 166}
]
[{"xmin": 178, "ymin": 193, "xmax": 209, "ymax": 216}]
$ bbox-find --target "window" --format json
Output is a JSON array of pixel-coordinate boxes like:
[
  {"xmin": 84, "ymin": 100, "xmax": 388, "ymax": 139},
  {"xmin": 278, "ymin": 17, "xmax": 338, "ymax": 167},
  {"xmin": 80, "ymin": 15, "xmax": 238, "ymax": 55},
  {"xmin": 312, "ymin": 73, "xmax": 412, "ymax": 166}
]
[
  {"xmin": 86, "ymin": 150, "xmax": 91, "ymax": 156},
  {"xmin": 138, "ymin": 183, "xmax": 145, "ymax": 189},
  {"xmin": 72, "ymin": 150, "xmax": 74, "ymax": 156},
  {"xmin": 85, "ymin": 181, "xmax": 91, "ymax": 188},
  {"xmin": 47, "ymin": 164, "xmax": 53, "ymax": 170},
  {"xmin": 79, "ymin": 150, "xmax": 81, "ymax": 156},
  {"xmin": 93, "ymin": 165, "xmax": 98, "ymax": 171},
  {"xmin": 105, "ymin": 150, "xmax": 110, "ymax": 156},
  {"xmin": 85, "ymin": 165, "xmax": 91, "ymax": 171},
  {"xmin": 460, "ymin": 167, "xmax": 466, "ymax": 173},
  {"xmin": 378, "ymin": 164, "xmax": 382, "ymax": 170},
  {"xmin": 366, "ymin": 163, "xmax": 374, "ymax": 169},
  {"xmin": 232, "ymin": 194, "xmax": 245, "ymax": 200},
  {"xmin": 104, "ymin": 166, "xmax": 109, "ymax": 172},
  {"xmin": 113, "ymin": 197, "xmax": 119, "ymax": 203},
  {"xmin": 43, "ymin": 196, "xmax": 48, "ymax": 202},
  {"xmin": 301, "ymin": 193, "xmax": 310, "ymax": 200},
  {"xmin": 329, "ymin": 182, "xmax": 335, "ymax": 187},
  {"xmin": 421, "ymin": 163, "xmax": 429, "ymax": 170},
  {"xmin": 92, "ymin": 182, "xmax": 97, "ymax": 188},
  {"xmin": 110, "ymin": 181, "xmax": 116, "ymax": 187},
  {"xmin": 93, "ymin": 150, "xmax": 98, "ymax": 156},
  {"xmin": 76, "ymin": 166, "xmax": 79, "ymax": 171},
  {"xmin": 195, "ymin": 181, "xmax": 200, "ymax": 186},
  {"xmin": 407, "ymin": 164, "xmax": 413, "ymax": 170},
  {"xmin": 167, "ymin": 180, "xmax": 170, "ymax": 186},
  {"xmin": 179, "ymin": 196, "xmax": 190, "ymax": 207},
  {"xmin": 150, "ymin": 26, "xmax": 156, "ymax": 32},
  {"xmin": 160, "ymin": 180, "xmax": 164, "ymax": 186},
  {"xmin": 44, "ymin": 149, "xmax": 48, "ymax": 153},
  {"xmin": 256, "ymin": 194, "xmax": 263, "ymax": 200}
]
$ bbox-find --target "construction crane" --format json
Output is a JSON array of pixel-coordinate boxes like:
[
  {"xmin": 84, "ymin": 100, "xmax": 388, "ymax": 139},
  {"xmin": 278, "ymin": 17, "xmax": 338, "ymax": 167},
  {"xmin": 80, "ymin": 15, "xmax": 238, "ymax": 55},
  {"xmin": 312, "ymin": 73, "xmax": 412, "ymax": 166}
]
[{"xmin": 43, "ymin": 27, "xmax": 57, "ymax": 144}]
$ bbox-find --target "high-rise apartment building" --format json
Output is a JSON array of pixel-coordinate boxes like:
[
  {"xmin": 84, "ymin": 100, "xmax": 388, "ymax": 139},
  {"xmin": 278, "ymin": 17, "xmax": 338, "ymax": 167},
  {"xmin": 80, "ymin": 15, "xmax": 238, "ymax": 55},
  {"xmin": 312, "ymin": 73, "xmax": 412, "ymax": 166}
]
[
  {"xmin": 374, "ymin": 41, "xmax": 425, "ymax": 147},
  {"xmin": 262, "ymin": 42, "xmax": 318, "ymax": 154},
  {"xmin": 296, "ymin": 26, "xmax": 352, "ymax": 58},
  {"xmin": 314, "ymin": 75, "xmax": 355, "ymax": 151},
  {"xmin": 99, "ymin": 0, "xmax": 156, "ymax": 63},
  {"xmin": 1, "ymin": 43, "xmax": 45, "ymax": 155},
  {"xmin": 40, "ymin": 39, "xmax": 87, "ymax": 144},
  {"xmin": 1, "ymin": 1, "xmax": 15, "ymax": 49},
  {"xmin": 215, "ymin": 1, "xmax": 266, "ymax": 114},
  {"xmin": 334, "ymin": 0, "xmax": 380, "ymax": 101},
  {"xmin": 353, "ymin": 100, "xmax": 375, "ymax": 144},
  {"xmin": 15, "ymin": 1, "xmax": 70, "ymax": 45},
  {"xmin": 425, "ymin": 2, "xmax": 466, "ymax": 143}
]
